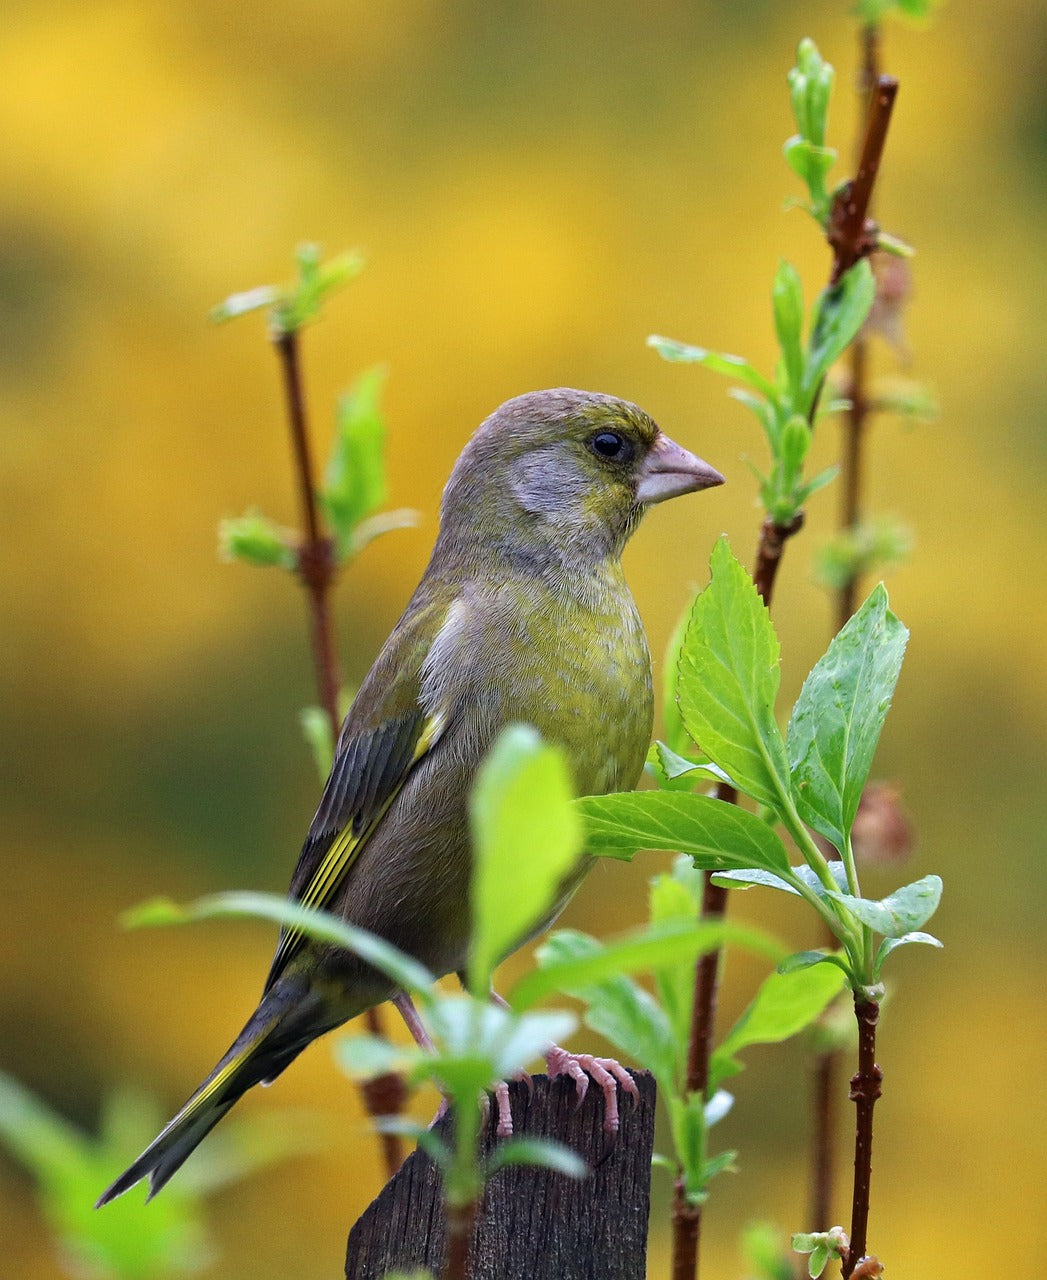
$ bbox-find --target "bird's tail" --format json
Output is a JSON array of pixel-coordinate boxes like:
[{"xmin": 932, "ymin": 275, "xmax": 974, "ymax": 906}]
[{"xmin": 96, "ymin": 975, "xmax": 319, "ymax": 1206}]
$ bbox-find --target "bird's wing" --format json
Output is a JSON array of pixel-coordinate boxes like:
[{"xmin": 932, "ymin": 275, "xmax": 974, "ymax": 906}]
[{"xmin": 263, "ymin": 598, "xmax": 451, "ymax": 992}]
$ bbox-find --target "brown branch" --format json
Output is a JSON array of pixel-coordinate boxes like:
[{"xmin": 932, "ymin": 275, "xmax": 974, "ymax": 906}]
[
  {"xmin": 274, "ymin": 331, "xmax": 342, "ymax": 727},
  {"xmin": 842, "ymin": 998, "xmax": 882, "ymax": 1278},
  {"xmin": 809, "ymin": 38, "xmax": 896, "ymax": 1244},
  {"xmin": 671, "ymin": 515, "xmax": 803, "ymax": 1280},
  {"xmin": 272, "ymin": 328, "xmax": 405, "ymax": 1179},
  {"xmin": 809, "ymin": 1049, "xmax": 839, "ymax": 1238},
  {"xmin": 827, "ymin": 76, "xmax": 898, "ymax": 286}
]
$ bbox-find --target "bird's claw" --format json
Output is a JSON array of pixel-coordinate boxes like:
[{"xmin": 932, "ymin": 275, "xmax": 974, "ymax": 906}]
[{"xmin": 545, "ymin": 1046, "xmax": 638, "ymax": 1135}]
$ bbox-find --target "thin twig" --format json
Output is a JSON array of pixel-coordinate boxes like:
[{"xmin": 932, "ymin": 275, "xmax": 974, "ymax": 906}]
[
  {"xmin": 842, "ymin": 997, "xmax": 882, "ymax": 1278},
  {"xmin": 673, "ymin": 67, "xmax": 900, "ymax": 1279},
  {"xmin": 272, "ymin": 328, "xmax": 406, "ymax": 1179},
  {"xmin": 827, "ymin": 76, "xmax": 898, "ymax": 285},
  {"xmin": 809, "ymin": 31, "xmax": 884, "ymax": 1236},
  {"xmin": 671, "ymin": 516, "xmax": 803, "ymax": 1280}
]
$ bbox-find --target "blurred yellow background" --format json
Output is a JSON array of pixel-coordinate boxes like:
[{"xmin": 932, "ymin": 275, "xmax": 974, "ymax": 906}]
[{"xmin": 2, "ymin": 0, "xmax": 1045, "ymax": 1275}]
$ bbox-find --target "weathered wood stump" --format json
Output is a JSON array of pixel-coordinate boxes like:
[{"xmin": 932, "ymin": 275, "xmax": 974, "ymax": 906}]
[{"xmin": 346, "ymin": 1071, "xmax": 656, "ymax": 1279}]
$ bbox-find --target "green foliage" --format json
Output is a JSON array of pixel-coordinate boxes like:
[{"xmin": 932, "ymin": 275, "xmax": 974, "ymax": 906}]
[
  {"xmin": 814, "ymin": 517, "xmax": 912, "ymax": 592},
  {"xmin": 792, "ymin": 1226, "xmax": 849, "ymax": 1278},
  {"xmin": 649, "ymin": 259, "xmax": 873, "ymax": 524},
  {"xmin": 741, "ymin": 1220, "xmax": 796, "ymax": 1280},
  {"xmin": 320, "ymin": 365, "xmax": 417, "ymax": 561},
  {"xmin": 322, "ymin": 364, "xmax": 389, "ymax": 553},
  {"xmin": 214, "ymin": 248, "xmax": 413, "ymax": 580},
  {"xmin": 855, "ymin": 0, "xmax": 941, "ymax": 21},
  {"xmin": 576, "ymin": 539, "xmax": 942, "ymax": 992},
  {"xmin": 784, "ymin": 39, "xmax": 838, "ymax": 226},
  {"xmin": 209, "ymin": 242, "xmax": 365, "ymax": 336},
  {"xmin": 786, "ymin": 582, "xmax": 908, "ymax": 861},
  {"xmin": 711, "ymin": 963, "xmax": 847, "ymax": 1090},
  {"xmin": 532, "ymin": 855, "xmax": 841, "ymax": 1208},
  {"xmin": 678, "ymin": 536, "xmax": 790, "ymax": 810},
  {"xmin": 468, "ymin": 725, "xmax": 582, "ymax": 995},
  {"xmin": 217, "ymin": 509, "xmax": 296, "ymax": 569},
  {"xmin": 0, "ymin": 1072, "xmax": 321, "ymax": 1279}
]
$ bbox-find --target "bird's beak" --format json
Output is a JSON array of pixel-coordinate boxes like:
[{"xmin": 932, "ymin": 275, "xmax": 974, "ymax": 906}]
[{"xmin": 636, "ymin": 433, "xmax": 725, "ymax": 505}]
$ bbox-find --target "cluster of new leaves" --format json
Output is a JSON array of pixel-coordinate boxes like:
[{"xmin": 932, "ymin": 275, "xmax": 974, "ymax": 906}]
[
  {"xmin": 0, "ymin": 1072, "xmax": 322, "ymax": 1279},
  {"xmin": 531, "ymin": 857, "xmax": 845, "ymax": 1206},
  {"xmin": 214, "ymin": 246, "xmax": 414, "ymax": 576},
  {"xmin": 576, "ymin": 538, "xmax": 942, "ymax": 995},
  {"xmin": 649, "ymin": 257, "xmax": 874, "ymax": 525}
]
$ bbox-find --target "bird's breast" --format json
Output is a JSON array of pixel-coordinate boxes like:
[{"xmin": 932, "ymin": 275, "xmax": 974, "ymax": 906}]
[{"xmin": 435, "ymin": 569, "xmax": 654, "ymax": 798}]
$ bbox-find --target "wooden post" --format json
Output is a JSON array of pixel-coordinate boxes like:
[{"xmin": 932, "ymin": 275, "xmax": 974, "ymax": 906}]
[{"xmin": 346, "ymin": 1071, "xmax": 657, "ymax": 1279}]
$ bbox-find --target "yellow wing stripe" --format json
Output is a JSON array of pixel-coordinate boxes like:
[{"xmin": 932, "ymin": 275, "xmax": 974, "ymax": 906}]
[{"xmin": 270, "ymin": 712, "xmax": 444, "ymax": 978}]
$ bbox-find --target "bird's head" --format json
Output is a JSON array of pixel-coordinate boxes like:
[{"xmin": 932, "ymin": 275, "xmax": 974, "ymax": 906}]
[{"xmin": 436, "ymin": 388, "xmax": 724, "ymax": 571}]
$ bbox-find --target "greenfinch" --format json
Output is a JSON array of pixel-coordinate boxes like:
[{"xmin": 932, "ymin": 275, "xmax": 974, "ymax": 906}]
[{"xmin": 98, "ymin": 387, "xmax": 723, "ymax": 1204}]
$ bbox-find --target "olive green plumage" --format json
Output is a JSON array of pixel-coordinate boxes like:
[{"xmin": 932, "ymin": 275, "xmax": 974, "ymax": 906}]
[{"xmin": 98, "ymin": 387, "xmax": 723, "ymax": 1205}]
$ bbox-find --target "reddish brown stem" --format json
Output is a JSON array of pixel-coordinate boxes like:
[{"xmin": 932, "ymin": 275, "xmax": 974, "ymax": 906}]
[
  {"xmin": 809, "ymin": 1047, "xmax": 839, "ymax": 1236},
  {"xmin": 809, "ymin": 40, "xmax": 891, "ymax": 1241},
  {"xmin": 828, "ymin": 77, "xmax": 898, "ymax": 286},
  {"xmin": 274, "ymin": 332, "xmax": 343, "ymax": 729},
  {"xmin": 672, "ymin": 518, "xmax": 802, "ymax": 1280},
  {"xmin": 272, "ymin": 328, "xmax": 405, "ymax": 1179},
  {"xmin": 842, "ymin": 998, "xmax": 882, "ymax": 1277},
  {"xmin": 442, "ymin": 1197, "xmax": 478, "ymax": 1280}
]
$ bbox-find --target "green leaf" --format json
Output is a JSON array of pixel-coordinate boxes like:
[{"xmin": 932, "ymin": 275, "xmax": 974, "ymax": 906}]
[
  {"xmin": 512, "ymin": 918, "xmax": 782, "ymax": 1012},
  {"xmin": 808, "ymin": 1244, "xmax": 829, "ymax": 1278},
  {"xmin": 802, "ymin": 261, "xmax": 876, "ymax": 411},
  {"xmin": 647, "ymin": 742, "xmax": 732, "ymax": 788},
  {"xmin": 772, "ymin": 260, "xmax": 805, "ymax": 399},
  {"xmin": 741, "ymin": 1221, "xmax": 795, "ymax": 1280},
  {"xmin": 828, "ymin": 874, "xmax": 942, "ymax": 938},
  {"xmin": 485, "ymin": 1137, "xmax": 588, "ymax": 1180},
  {"xmin": 874, "ymin": 930, "xmax": 943, "ymax": 978},
  {"xmin": 677, "ymin": 538, "xmax": 791, "ymax": 812},
  {"xmin": 272, "ymin": 245, "xmax": 366, "ymax": 335},
  {"xmin": 0, "ymin": 1070, "xmax": 83, "ymax": 1182},
  {"xmin": 346, "ymin": 507, "xmax": 418, "ymax": 557},
  {"xmin": 649, "ymin": 860, "xmax": 705, "ymax": 1052},
  {"xmin": 218, "ymin": 509, "xmax": 297, "ymax": 569},
  {"xmin": 423, "ymin": 996, "xmax": 576, "ymax": 1083},
  {"xmin": 668, "ymin": 1089, "xmax": 708, "ymax": 1203},
  {"xmin": 468, "ymin": 726, "xmax": 582, "ymax": 995},
  {"xmin": 704, "ymin": 1089, "xmax": 733, "ymax": 1127},
  {"xmin": 299, "ymin": 705, "xmax": 335, "ymax": 780},
  {"xmin": 322, "ymin": 365, "xmax": 389, "ymax": 557},
  {"xmin": 210, "ymin": 283, "xmax": 280, "ymax": 323},
  {"xmin": 122, "ymin": 891, "xmax": 436, "ymax": 998},
  {"xmin": 712, "ymin": 861, "xmax": 848, "ymax": 897},
  {"xmin": 663, "ymin": 597, "xmax": 697, "ymax": 756},
  {"xmin": 334, "ymin": 1034, "xmax": 418, "ymax": 1081},
  {"xmin": 701, "ymin": 1147, "xmax": 737, "ymax": 1181},
  {"xmin": 776, "ymin": 949, "xmax": 849, "ymax": 976},
  {"xmin": 576, "ymin": 791, "xmax": 792, "ymax": 877},
  {"xmin": 787, "ymin": 583, "xmax": 908, "ymax": 852},
  {"xmin": 211, "ymin": 246, "xmax": 365, "ymax": 334},
  {"xmin": 647, "ymin": 335, "xmax": 776, "ymax": 398},
  {"xmin": 814, "ymin": 518, "xmax": 912, "ymax": 592},
  {"xmin": 719, "ymin": 962, "xmax": 847, "ymax": 1061}
]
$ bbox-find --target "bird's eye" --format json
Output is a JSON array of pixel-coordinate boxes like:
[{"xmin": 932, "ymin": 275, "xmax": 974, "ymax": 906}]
[{"xmin": 590, "ymin": 430, "xmax": 633, "ymax": 462}]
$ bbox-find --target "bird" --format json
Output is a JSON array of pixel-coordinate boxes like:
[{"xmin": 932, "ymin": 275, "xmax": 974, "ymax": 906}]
[{"xmin": 97, "ymin": 387, "xmax": 724, "ymax": 1205}]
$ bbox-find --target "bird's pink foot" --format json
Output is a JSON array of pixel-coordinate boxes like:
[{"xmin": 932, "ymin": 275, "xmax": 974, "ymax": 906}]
[{"xmin": 545, "ymin": 1046, "xmax": 638, "ymax": 1134}]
